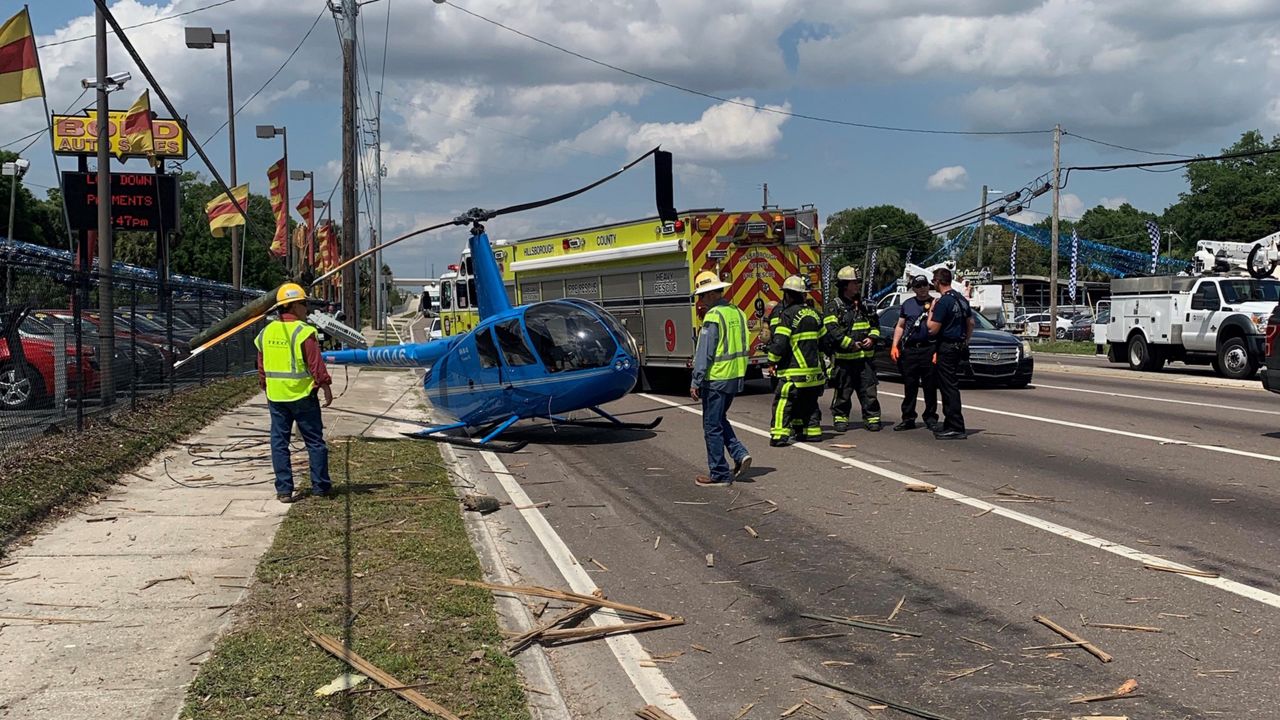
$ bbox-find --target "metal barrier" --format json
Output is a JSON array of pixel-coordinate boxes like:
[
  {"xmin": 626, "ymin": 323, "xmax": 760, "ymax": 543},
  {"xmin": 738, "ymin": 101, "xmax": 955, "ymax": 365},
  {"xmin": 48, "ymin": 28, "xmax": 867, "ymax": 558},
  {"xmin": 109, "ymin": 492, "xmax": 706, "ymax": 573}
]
[{"xmin": 0, "ymin": 256, "xmax": 261, "ymax": 457}]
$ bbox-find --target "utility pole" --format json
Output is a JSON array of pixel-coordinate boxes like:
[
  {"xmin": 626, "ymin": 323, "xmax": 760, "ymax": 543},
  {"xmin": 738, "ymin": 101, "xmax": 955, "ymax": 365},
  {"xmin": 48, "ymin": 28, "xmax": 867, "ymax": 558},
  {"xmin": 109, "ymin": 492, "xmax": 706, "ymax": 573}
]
[
  {"xmin": 224, "ymin": 31, "xmax": 241, "ymax": 290},
  {"xmin": 338, "ymin": 0, "xmax": 359, "ymax": 324},
  {"xmin": 1049, "ymin": 123, "xmax": 1062, "ymax": 329},
  {"xmin": 761, "ymin": 182, "xmax": 768, "ymax": 211},
  {"xmin": 977, "ymin": 184, "xmax": 988, "ymax": 269},
  {"xmin": 95, "ymin": 8, "xmax": 115, "ymax": 405},
  {"xmin": 371, "ymin": 91, "xmax": 385, "ymax": 330}
]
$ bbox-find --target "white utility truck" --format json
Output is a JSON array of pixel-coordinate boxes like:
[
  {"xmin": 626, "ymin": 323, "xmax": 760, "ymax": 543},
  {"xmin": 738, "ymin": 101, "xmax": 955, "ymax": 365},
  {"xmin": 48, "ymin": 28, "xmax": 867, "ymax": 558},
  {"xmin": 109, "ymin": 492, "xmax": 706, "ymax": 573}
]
[{"xmin": 1104, "ymin": 274, "xmax": 1279, "ymax": 379}]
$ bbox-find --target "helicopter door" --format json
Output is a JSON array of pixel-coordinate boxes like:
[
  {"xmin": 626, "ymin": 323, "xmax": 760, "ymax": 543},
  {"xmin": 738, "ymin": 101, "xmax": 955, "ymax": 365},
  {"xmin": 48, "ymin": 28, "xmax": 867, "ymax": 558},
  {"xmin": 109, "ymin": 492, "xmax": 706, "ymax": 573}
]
[{"xmin": 493, "ymin": 319, "xmax": 541, "ymax": 397}]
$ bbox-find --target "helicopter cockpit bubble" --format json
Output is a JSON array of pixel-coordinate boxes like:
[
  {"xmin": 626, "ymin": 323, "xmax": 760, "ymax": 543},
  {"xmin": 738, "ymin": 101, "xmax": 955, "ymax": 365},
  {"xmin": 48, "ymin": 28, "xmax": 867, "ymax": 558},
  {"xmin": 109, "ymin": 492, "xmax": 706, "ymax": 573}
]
[{"xmin": 523, "ymin": 302, "xmax": 619, "ymax": 374}]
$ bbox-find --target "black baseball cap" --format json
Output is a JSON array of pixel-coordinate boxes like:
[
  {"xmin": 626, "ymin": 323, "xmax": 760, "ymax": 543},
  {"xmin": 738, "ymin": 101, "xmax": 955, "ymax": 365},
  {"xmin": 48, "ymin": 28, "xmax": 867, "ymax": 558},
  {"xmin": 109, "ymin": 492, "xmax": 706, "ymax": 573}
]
[{"xmin": 909, "ymin": 275, "xmax": 930, "ymax": 288}]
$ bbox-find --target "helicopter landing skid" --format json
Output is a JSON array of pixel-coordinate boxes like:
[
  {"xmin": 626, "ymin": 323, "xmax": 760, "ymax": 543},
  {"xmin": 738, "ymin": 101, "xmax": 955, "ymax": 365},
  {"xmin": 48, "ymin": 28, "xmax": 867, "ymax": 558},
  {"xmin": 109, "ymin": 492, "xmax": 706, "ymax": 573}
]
[
  {"xmin": 545, "ymin": 406, "xmax": 663, "ymax": 431},
  {"xmin": 401, "ymin": 416, "xmax": 530, "ymax": 453}
]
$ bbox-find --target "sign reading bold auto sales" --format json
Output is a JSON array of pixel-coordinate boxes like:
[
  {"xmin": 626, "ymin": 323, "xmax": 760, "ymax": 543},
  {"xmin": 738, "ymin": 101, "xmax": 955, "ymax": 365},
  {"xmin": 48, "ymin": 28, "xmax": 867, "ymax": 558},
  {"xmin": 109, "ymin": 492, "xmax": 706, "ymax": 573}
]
[
  {"xmin": 51, "ymin": 113, "xmax": 188, "ymax": 159},
  {"xmin": 62, "ymin": 171, "xmax": 180, "ymax": 232}
]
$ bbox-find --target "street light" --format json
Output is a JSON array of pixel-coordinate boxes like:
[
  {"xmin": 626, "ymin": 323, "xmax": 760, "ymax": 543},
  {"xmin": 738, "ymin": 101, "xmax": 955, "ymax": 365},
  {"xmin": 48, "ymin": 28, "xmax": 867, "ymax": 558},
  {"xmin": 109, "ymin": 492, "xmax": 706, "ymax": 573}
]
[
  {"xmin": 185, "ymin": 26, "xmax": 242, "ymax": 289},
  {"xmin": 3, "ymin": 158, "xmax": 30, "ymax": 305},
  {"xmin": 256, "ymin": 124, "xmax": 289, "ymax": 273},
  {"xmin": 289, "ymin": 169, "xmax": 315, "ymax": 272}
]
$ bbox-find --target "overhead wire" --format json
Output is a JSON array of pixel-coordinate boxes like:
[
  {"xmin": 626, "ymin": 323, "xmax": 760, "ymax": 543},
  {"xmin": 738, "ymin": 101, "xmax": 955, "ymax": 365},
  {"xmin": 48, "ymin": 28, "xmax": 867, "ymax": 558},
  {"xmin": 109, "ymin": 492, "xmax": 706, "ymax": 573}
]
[
  {"xmin": 37, "ymin": 0, "xmax": 241, "ymax": 48},
  {"xmin": 1061, "ymin": 146, "xmax": 1280, "ymax": 189},
  {"xmin": 1062, "ymin": 131, "xmax": 1194, "ymax": 159},
  {"xmin": 439, "ymin": 0, "xmax": 1052, "ymax": 138}
]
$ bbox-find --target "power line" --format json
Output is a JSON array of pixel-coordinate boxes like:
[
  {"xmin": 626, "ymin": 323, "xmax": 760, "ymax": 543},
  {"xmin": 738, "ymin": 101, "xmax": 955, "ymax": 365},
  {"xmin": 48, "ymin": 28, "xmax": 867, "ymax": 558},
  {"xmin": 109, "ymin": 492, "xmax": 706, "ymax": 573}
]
[
  {"xmin": 1063, "ymin": 131, "xmax": 1194, "ymax": 159},
  {"xmin": 440, "ymin": 1, "xmax": 1052, "ymax": 138},
  {"xmin": 378, "ymin": 0, "xmax": 391, "ymax": 100},
  {"xmin": 1, "ymin": 88, "xmax": 89, "ymax": 152},
  {"xmin": 202, "ymin": 1, "xmax": 328, "ymax": 146},
  {"xmin": 38, "ymin": 0, "xmax": 241, "ymax": 48},
  {"xmin": 1062, "ymin": 146, "xmax": 1280, "ymax": 188}
]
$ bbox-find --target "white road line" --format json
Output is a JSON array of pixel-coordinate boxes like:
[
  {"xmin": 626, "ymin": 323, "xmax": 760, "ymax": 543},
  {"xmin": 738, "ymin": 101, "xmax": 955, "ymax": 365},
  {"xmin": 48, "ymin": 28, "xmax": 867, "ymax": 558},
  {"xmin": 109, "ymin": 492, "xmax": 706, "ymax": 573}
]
[
  {"xmin": 475, "ymin": 450, "xmax": 698, "ymax": 719},
  {"xmin": 878, "ymin": 390, "xmax": 1280, "ymax": 464},
  {"xmin": 1031, "ymin": 382, "xmax": 1280, "ymax": 417},
  {"xmin": 640, "ymin": 393, "xmax": 1280, "ymax": 611}
]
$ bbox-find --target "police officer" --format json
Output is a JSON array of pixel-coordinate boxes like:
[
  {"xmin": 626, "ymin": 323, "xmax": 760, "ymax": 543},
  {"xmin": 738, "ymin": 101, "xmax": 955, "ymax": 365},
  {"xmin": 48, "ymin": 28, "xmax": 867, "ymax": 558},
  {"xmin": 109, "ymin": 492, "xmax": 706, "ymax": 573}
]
[
  {"xmin": 890, "ymin": 275, "xmax": 939, "ymax": 431},
  {"xmin": 690, "ymin": 271, "xmax": 751, "ymax": 486},
  {"xmin": 824, "ymin": 266, "xmax": 882, "ymax": 432},
  {"xmin": 766, "ymin": 276, "xmax": 826, "ymax": 445},
  {"xmin": 926, "ymin": 267, "xmax": 974, "ymax": 440}
]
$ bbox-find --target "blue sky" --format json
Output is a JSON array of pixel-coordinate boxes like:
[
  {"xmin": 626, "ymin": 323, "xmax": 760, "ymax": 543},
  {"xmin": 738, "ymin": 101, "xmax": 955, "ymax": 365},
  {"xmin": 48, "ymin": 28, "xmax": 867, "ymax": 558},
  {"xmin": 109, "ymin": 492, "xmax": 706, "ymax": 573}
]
[{"xmin": 5, "ymin": 0, "xmax": 1280, "ymax": 280}]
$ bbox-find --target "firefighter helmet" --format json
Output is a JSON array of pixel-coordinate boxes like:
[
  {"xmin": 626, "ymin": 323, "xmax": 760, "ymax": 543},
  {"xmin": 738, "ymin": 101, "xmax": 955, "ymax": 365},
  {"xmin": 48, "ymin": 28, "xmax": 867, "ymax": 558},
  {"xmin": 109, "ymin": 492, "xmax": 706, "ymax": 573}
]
[
  {"xmin": 693, "ymin": 270, "xmax": 730, "ymax": 295},
  {"xmin": 274, "ymin": 282, "xmax": 308, "ymax": 309},
  {"xmin": 781, "ymin": 275, "xmax": 808, "ymax": 293},
  {"xmin": 836, "ymin": 266, "xmax": 861, "ymax": 282}
]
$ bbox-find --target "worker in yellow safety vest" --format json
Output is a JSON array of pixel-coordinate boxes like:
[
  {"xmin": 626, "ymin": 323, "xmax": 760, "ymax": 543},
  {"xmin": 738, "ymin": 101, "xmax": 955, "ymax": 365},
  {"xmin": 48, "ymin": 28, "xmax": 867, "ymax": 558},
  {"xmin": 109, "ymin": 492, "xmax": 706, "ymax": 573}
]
[
  {"xmin": 766, "ymin": 275, "xmax": 826, "ymax": 446},
  {"xmin": 690, "ymin": 271, "xmax": 752, "ymax": 486},
  {"xmin": 255, "ymin": 283, "xmax": 334, "ymax": 503}
]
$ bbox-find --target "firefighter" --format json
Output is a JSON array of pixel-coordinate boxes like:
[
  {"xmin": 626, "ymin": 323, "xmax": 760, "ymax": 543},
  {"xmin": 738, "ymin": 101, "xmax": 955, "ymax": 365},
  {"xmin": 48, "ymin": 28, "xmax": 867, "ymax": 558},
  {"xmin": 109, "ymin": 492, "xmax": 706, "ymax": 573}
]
[
  {"xmin": 766, "ymin": 275, "xmax": 826, "ymax": 446},
  {"xmin": 765, "ymin": 297, "xmax": 821, "ymax": 437},
  {"xmin": 824, "ymin": 266, "xmax": 882, "ymax": 432}
]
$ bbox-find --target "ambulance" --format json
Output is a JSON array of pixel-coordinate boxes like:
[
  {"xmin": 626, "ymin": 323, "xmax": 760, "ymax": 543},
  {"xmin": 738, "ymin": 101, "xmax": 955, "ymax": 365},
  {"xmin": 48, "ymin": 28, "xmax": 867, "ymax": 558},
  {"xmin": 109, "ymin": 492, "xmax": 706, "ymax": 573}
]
[{"xmin": 439, "ymin": 207, "xmax": 823, "ymax": 381}]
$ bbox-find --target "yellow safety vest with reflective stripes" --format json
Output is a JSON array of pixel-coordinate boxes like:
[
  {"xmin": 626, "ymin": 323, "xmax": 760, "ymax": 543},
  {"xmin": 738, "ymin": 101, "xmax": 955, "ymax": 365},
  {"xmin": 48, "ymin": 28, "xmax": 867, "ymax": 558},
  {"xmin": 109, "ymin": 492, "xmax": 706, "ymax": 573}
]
[
  {"xmin": 704, "ymin": 303, "xmax": 748, "ymax": 381},
  {"xmin": 255, "ymin": 319, "xmax": 318, "ymax": 402}
]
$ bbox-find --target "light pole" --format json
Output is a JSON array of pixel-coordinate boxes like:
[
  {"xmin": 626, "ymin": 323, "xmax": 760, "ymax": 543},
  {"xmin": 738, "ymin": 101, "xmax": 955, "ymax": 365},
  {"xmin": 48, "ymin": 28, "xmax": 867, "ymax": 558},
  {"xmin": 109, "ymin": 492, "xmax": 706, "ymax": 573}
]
[
  {"xmin": 256, "ymin": 124, "xmax": 288, "ymax": 274},
  {"xmin": 865, "ymin": 223, "xmax": 887, "ymax": 280},
  {"xmin": 289, "ymin": 169, "xmax": 314, "ymax": 273},
  {"xmin": 3, "ymin": 158, "xmax": 30, "ymax": 305},
  {"xmin": 185, "ymin": 27, "xmax": 240, "ymax": 289}
]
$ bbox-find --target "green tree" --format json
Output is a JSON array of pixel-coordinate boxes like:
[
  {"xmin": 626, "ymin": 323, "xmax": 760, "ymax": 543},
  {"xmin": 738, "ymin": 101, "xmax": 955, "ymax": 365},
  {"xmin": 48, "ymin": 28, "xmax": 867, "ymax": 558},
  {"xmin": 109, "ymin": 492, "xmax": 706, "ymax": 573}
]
[
  {"xmin": 170, "ymin": 173, "xmax": 286, "ymax": 290},
  {"xmin": 1074, "ymin": 203, "xmax": 1159, "ymax": 254},
  {"xmin": 1162, "ymin": 130, "xmax": 1280, "ymax": 249},
  {"xmin": 0, "ymin": 150, "xmax": 65, "ymax": 248},
  {"xmin": 823, "ymin": 205, "xmax": 932, "ymax": 276}
]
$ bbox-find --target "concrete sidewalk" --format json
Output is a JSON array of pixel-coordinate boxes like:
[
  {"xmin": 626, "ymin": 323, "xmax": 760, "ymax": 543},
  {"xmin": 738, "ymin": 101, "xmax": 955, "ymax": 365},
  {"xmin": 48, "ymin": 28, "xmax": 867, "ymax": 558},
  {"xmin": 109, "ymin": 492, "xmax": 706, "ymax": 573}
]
[{"xmin": 0, "ymin": 369, "xmax": 427, "ymax": 720}]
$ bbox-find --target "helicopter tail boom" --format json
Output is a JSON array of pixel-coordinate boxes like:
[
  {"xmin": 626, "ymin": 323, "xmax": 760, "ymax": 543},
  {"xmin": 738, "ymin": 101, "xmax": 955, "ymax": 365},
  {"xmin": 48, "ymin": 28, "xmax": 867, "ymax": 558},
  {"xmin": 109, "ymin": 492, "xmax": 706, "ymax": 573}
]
[{"xmin": 323, "ymin": 338, "xmax": 454, "ymax": 368}]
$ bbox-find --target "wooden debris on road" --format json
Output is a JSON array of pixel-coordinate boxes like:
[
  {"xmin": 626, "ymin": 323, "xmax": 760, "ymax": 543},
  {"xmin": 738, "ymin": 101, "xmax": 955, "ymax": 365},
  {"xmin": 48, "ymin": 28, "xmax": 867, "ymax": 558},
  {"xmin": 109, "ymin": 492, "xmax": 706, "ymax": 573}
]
[
  {"xmin": 794, "ymin": 674, "xmax": 959, "ymax": 720},
  {"xmin": 705, "ymin": 553, "xmax": 714, "ymax": 568},
  {"xmin": 1033, "ymin": 615, "xmax": 1112, "ymax": 663},
  {"xmin": 732, "ymin": 702, "xmax": 755, "ymax": 719},
  {"xmin": 887, "ymin": 596, "xmax": 906, "ymax": 622},
  {"xmin": 744, "ymin": 525, "xmax": 759, "ymax": 538},
  {"xmin": 1143, "ymin": 563, "xmax": 1220, "ymax": 578},
  {"xmin": 690, "ymin": 644, "xmax": 712, "ymax": 653},
  {"xmin": 943, "ymin": 663, "xmax": 993, "ymax": 683},
  {"xmin": 635, "ymin": 705, "xmax": 679, "ymax": 720},
  {"xmin": 505, "ymin": 594, "xmax": 599, "ymax": 656},
  {"xmin": 800, "ymin": 612, "xmax": 922, "ymax": 637},
  {"xmin": 589, "ymin": 558, "xmax": 610, "ymax": 572},
  {"xmin": 905, "ymin": 483, "xmax": 936, "ymax": 493},
  {"xmin": 306, "ymin": 629, "xmax": 461, "ymax": 720},
  {"xmin": 1083, "ymin": 621, "xmax": 1163, "ymax": 633},
  {"xmin": 727, "ymin": 499, "xmax": 770, "ymax": 512},
  {"xmin": 140, "ymin": 572, "xmax": 194, "ymax": 590},
  {"xmin": 1069, "ymin": 678, "xmax": 1140, "ymax": 704},
  {"xmin": 777, "ymin": 632, "xmax": 849, "ymax": 643},
  {"xmin": 960, "ymin": 636, "xmax": 993, "ymax": 651}
]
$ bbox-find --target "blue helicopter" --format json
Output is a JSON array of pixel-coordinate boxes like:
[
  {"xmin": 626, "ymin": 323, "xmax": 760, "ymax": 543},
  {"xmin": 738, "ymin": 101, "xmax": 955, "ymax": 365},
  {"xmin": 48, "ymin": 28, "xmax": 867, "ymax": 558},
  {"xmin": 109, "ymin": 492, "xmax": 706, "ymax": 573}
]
[{"xmin": 321, "ymin": 153, "xmax": 674, "ymax": 452}]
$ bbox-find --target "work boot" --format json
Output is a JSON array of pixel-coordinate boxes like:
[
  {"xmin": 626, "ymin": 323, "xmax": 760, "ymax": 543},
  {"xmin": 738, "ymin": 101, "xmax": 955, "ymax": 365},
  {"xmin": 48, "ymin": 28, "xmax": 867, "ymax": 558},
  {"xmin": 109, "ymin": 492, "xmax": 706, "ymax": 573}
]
[
  {"xmin": 769, "ymin": 437, "xmax": 795, "ymax": 448},
  {"xmin": 694, "ymin": 475, "xmax": 731, "ymax": 487},
  {"xmin": 732, "ymin": 455, "xmax": 752, "ymax": 479},
  {"xmin": 277, "ymin": 492, "xmax": 303, "ymax": 504},
  {"xmin": 866, "ymin": 421, "xmax": 882, "ymax": 432},
  {"xmin": 923, "ymin": 419, "xmax": 939, "ymax": 432},
  {"xmin": 833, "ymin": 420, "xmax": 849, "ymax": 433},
  {"xmin": 934, "ymin": 430, "xmax": 967, "ymax": 440},
  {"xmin": 893, "ymin": 420, "xmax": 917, "ymax": 432}
]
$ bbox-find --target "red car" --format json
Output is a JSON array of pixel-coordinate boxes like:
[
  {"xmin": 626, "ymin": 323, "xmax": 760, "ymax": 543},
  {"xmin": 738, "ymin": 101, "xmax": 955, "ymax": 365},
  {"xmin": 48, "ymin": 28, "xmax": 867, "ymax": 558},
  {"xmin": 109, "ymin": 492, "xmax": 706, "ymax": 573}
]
[{"xmin": 0, "ymin": 333, "xmax": 98, "ymax": 411}]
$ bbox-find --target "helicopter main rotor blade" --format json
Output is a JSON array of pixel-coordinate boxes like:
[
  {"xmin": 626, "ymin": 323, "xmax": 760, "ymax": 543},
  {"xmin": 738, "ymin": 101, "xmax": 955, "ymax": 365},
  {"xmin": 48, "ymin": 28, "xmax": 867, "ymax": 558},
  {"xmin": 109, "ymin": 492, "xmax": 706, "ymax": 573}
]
[{"xmin": 310, "ymin": 146, "xmax": 662, "ymax": 289}]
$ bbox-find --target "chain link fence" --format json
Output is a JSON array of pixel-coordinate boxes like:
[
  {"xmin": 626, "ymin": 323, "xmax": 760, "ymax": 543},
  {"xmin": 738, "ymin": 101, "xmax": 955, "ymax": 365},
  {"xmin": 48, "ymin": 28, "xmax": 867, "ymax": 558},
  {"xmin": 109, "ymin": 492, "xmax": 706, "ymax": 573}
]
[{"xmin": 1, "ymin": 239, "xmax": 262, "ymax": 457}]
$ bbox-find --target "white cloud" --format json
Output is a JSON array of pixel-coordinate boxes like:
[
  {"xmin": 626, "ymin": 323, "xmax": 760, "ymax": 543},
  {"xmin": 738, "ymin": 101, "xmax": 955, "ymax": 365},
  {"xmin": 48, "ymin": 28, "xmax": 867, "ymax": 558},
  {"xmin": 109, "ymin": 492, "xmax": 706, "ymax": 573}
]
[
  {"xmin": 926, "ymin": 165, "xmax": 968, "ymax": 191},
  {"xmin": 1099, "ymin": 196, "xmax": 1129, "ymax": 210},
  {"xmin": 1060, "ymin": 192, "xmax": 1085, "ymax": 219},
  {"xmin": 566, "ymin": 99, "xmax": 791, "ymax": 163}
]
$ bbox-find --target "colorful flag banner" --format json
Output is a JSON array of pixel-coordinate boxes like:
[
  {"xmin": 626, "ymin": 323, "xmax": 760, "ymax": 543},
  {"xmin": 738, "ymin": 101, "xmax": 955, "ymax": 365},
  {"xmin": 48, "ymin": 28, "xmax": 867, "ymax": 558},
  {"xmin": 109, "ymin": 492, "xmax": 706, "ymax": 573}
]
[
  {"xmin": 267, "ymin": 158, "xmax": 288, "ymax": 258},
  {"xmin": 204, "ymin": 183, "xmax": 249, "ymax": 238},
  {"xmin": 119, "ymin": 89, "xmax": 156, "ymax": 166},
  {"xmin": 0, "ymin": 9, "xmax": 42, "ymax": 105},
  {"xmin": 295, "ymin": 190, "xmax": 314, "ymax": 264},
  {"xmin": 1010, "ymin": 234, "xmax": 1019, "ymax": 300}
]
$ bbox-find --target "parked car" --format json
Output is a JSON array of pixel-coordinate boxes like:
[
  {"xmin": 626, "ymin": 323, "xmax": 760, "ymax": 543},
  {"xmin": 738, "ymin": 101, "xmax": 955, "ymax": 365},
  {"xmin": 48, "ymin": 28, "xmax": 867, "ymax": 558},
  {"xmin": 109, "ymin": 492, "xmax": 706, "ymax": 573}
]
[
  {"xmin": 1017, "ymin": 312, "xmax": 1074, "ymax": 339},
  {"xmin": 22, "ymin": 313, "xmax": 167, "ymax": 388},
  {"xmin": 875, "ymin": 305, "xmax": 1035, "ymax": 388},
  {"xmin": 1067, "ymin": 314, "xmax": 1095, "ymax": 341},
  {"xmin": 426, "ymin": 316, "xmax": 443, "ymax": 341},
  {"xmin": 0, "ymin": 310, "xmax": 99, "ymax": 410},
  {"xmin": 1263, "ymin": 302, "xmax": 1279, "ymax": 394}
]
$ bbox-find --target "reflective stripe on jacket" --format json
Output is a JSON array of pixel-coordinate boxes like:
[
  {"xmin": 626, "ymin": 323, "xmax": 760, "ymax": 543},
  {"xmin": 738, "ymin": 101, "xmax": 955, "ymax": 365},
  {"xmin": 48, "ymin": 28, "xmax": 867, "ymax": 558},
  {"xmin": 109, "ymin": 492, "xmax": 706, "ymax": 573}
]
[
  {"xmin": 824, "ymin": 296, "xmax": 881, "ymax": 361},
  {"xmin": 255, "ymin": 320, "xmax": 318, "ymax": 402},
  {"xmin": 766, "ymin": 303, "xmax": 826, "ymax": 387},
  {"xmin": 704, "ymin": 304, "xmax": 748, "ymax": 381}
]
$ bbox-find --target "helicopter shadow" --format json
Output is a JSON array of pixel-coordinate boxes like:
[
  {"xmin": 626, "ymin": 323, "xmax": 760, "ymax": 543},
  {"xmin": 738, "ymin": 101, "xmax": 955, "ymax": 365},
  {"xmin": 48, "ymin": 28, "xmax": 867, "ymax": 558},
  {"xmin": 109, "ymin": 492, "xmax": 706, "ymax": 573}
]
[{"xmin": 496, "ymin": 421, "xmax": 660, "ymax": 446}]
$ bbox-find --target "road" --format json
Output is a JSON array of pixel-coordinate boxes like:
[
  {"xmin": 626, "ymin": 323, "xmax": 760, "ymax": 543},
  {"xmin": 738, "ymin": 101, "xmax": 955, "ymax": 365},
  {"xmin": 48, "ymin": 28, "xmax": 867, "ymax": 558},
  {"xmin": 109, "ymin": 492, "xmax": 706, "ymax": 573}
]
[{"xmin": 402, "ymin": 316, "xmax": 1279, "ymax": 718}]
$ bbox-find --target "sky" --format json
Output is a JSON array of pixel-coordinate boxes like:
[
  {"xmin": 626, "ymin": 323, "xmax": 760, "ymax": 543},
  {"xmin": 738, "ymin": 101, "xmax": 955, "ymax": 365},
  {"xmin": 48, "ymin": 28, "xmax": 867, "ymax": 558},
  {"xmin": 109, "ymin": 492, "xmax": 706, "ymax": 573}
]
[{"xmin": 5, "ymin": 0, "xmax": 1280, "ymax": 282}]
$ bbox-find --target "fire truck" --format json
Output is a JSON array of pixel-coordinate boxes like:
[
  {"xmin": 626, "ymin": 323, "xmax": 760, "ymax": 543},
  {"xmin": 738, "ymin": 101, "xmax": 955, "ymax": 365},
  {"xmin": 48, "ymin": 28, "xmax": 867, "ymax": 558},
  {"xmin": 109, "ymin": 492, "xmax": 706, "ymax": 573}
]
[{"xmin": 439, "ymin": 207, "xmax": 822, "ymax": 382}]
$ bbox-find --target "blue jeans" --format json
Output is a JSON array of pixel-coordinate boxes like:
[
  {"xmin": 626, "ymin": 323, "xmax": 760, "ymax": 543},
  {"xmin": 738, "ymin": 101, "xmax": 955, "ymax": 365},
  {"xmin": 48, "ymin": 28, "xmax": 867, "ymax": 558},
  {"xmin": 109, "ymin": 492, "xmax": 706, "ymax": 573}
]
[
  {"xmin": 702, "ymin": 387, "xmax": 748, "ymax": 483},
  {"xmin": 268, "ymin": 394, "xmax": 331, "ymax": 496}
]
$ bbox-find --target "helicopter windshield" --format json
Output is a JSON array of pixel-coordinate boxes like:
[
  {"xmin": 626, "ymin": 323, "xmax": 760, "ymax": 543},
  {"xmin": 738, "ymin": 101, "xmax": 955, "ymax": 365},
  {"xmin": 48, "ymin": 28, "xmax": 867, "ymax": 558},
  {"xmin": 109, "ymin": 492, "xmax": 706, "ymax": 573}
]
[
  {"xmin": 558, "ymin": 298, "xmax": 638, "ymax": 357},
  {"xmin": 524, "ymin": 303, "xmax": 618, "ymax": 373}
]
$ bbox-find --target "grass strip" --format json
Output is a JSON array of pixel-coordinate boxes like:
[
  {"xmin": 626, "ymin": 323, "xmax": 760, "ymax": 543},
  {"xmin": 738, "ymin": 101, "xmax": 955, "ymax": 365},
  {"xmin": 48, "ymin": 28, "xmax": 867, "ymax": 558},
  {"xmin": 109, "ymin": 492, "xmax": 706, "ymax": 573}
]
[
  {"xmin": 1030, "ymin": 340, "xmax": 1099, "ymax": 355},
  {"xmin": 0, "ymin": 377, "xmax": 258, "ymax": 551},
  {"xmin": 180, "ymin": 438, "xmax": 530, "ymax": 720}
]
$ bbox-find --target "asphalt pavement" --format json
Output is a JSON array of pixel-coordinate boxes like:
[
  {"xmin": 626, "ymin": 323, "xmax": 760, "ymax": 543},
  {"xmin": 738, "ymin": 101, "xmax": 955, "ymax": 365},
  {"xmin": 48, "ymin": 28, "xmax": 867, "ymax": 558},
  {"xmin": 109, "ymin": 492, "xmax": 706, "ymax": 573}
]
[{"xmin": 430, "ymin": 335, "xmax": 1279, "ymax": 719}]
